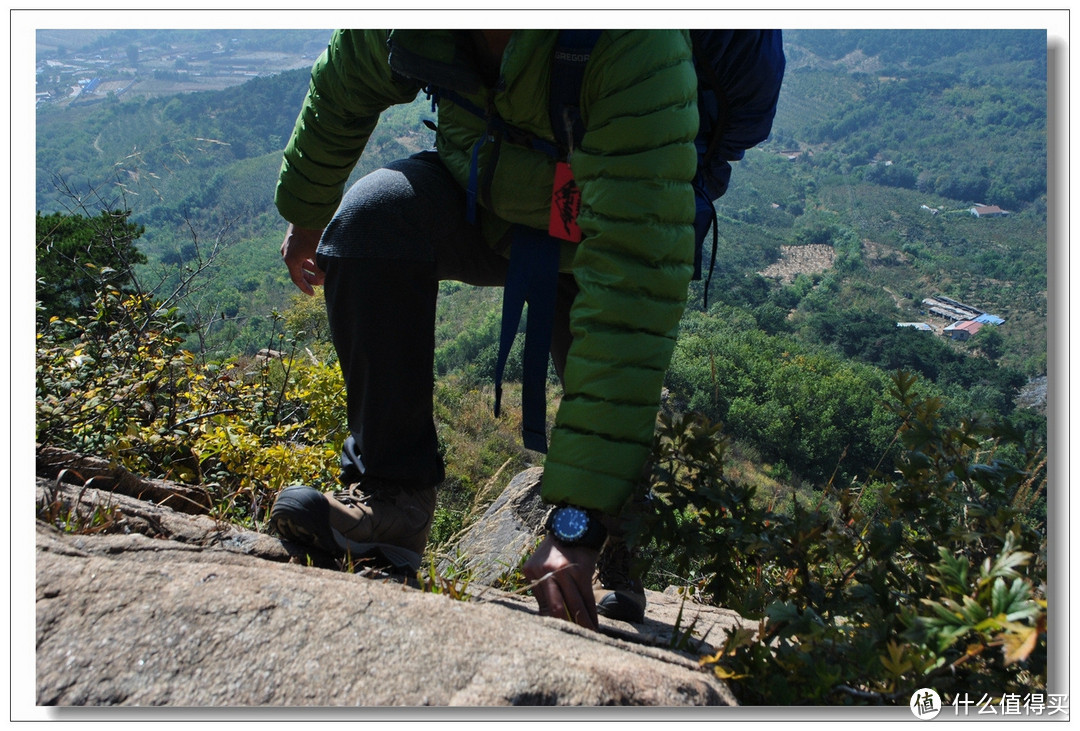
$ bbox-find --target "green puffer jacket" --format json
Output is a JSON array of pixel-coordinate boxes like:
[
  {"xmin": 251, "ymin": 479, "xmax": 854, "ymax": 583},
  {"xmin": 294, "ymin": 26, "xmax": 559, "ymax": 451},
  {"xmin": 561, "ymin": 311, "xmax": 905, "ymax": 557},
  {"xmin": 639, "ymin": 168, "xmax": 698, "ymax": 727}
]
[{"xmin": 276, "ymin": 29, "xmax": 699, "ymax": 515}]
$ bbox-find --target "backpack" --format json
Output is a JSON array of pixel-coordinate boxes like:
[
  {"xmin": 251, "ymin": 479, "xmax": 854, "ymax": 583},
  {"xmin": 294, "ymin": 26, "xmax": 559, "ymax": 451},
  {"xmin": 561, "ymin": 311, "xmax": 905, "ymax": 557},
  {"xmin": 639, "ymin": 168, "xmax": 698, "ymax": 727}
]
[
  {"xmin": 548, "ymin": 30, "xmax": 786, "ymax": 295},
  {"xmin": 425, "ymin": 30, "xmax": 786, "ymax": 453}
]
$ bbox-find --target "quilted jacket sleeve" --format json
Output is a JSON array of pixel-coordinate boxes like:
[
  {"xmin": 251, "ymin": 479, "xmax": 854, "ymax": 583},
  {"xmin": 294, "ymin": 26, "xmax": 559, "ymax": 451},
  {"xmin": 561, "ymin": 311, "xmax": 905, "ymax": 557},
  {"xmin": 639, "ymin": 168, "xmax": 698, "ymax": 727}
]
[
  {"xmin": 275, "ymin": 29, "xmax": 421, "ymax": 229},
  {"xmin": 540, "ymin": 30, "xmax": 699, "ymax": 515}
]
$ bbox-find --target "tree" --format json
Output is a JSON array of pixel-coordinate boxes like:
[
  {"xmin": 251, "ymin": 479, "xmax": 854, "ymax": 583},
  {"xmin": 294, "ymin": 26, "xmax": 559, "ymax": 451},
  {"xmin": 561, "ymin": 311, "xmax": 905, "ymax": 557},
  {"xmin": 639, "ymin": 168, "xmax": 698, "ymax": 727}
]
[
  {"xmin": 972, "ymin": 326, "xmax": 1004, "ymax": 361},
  {"xmin": 629, "ymin": 372, "xmax": 1046, "ymax": 704},
  {"xmin": 36, "ymin": 210, "xmax": 147, "ymax": 325}
]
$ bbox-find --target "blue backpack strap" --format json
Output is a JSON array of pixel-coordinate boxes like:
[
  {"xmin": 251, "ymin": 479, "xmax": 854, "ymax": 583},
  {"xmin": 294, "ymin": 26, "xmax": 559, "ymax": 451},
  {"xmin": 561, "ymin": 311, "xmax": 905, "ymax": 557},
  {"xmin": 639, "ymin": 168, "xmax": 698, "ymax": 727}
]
[
  {"xmin": 694, "ymin": 178, "xmax": 719, "ymax": 307},
  {"xmin": 493, "ymin": 30, "xmax": 601, "ymax": 453},
  {"xmin": 494, "ymin": 225, "xmax": 562, "ymax": 452}
]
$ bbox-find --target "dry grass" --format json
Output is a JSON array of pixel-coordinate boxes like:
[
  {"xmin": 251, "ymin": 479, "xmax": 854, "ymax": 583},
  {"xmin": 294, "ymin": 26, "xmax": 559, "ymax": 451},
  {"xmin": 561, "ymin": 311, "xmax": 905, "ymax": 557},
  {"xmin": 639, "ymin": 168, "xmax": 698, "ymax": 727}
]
[{"xmin": 759, "ymin": 244, "xmax": 836, "ymax": 284}]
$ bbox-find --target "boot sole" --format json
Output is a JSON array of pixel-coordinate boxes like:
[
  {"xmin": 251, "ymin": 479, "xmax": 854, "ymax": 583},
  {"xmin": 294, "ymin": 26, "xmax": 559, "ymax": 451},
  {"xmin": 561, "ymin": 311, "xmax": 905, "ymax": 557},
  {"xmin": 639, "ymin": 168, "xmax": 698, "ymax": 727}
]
[{"xmin": 269, "ymin": 485, "xmax": 423, "ymax": 572}]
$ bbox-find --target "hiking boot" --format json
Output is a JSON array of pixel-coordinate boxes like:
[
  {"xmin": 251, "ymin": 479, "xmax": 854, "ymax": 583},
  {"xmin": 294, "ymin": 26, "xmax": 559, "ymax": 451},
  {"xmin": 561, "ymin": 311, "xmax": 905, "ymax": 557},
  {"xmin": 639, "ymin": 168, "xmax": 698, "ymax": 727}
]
[
  {"xmin": 593, "ymin": 538, "xmax": 647, "ymax": 624},
  {"xmin": 269, "ymin": 480, "xmax": 437, "ymax": 573}
]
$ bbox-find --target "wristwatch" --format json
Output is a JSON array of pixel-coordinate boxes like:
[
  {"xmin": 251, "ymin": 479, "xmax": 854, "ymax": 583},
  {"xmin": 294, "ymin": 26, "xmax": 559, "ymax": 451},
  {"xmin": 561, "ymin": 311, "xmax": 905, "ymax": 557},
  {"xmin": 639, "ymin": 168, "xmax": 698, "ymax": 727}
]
[{"xmin": 544, "ymin": 504, "xmax": 607, "ymax": 550}]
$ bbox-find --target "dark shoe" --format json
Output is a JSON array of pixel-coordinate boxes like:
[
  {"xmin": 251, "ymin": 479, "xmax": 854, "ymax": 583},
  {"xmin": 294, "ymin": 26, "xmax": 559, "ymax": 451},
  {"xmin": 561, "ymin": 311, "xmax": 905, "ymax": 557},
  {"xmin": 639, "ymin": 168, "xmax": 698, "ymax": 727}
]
[
  {"xmin": 593, "ymin": 538, "xmax": 647, "ymax": 623},
  {"xmin": 269, "ymin": 480, "xmax": 436, "ymax": 572}
]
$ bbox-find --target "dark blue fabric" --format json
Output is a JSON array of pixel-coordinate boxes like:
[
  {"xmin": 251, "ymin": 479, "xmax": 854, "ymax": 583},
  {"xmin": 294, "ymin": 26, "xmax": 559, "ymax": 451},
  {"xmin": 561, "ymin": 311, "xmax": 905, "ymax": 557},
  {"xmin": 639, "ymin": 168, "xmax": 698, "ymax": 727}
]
[
  {"xmin": 690, "ymin": 29, "xmax": 786, "ymax": 190},
  {"xmin": 689, "ymin": 30, "xmax": 785, "ymax": 288},
  {"xmin": 494, "ymin": 226, "xmax": 561, "ymax": 453},
  {"xmin": 549, "ymin": 30, "xmax": 603, "ymax": 156},
  {"xmin": 317, "ymin": 152, "xmax": 505, "ymax": 487},
  {"xmin": 466, "ymin": 135, "xmax": 483, "ymax": 224},
  {"xmin": 487, "ymin": 30, "xmax": 604, "ymax": 452}
]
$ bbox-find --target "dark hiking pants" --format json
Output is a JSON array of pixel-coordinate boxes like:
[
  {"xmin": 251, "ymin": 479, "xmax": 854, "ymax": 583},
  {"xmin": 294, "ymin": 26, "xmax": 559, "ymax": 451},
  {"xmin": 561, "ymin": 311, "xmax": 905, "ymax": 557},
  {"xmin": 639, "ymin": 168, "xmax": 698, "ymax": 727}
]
[{"xmin": 316, "ymin": 151, "xmax": 577, "ymax": 488}]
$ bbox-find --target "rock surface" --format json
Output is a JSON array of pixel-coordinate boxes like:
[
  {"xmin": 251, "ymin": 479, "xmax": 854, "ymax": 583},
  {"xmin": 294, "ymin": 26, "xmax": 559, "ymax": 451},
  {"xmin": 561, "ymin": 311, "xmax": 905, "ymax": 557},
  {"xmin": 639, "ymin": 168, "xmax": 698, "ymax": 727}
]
[
  {"xmin": 439, "ymin": 466, "xmax": 548, "ymax": 585},
  {"xmin": 35, "ymin": 458, "xmax": 747, "ymax": 707}
]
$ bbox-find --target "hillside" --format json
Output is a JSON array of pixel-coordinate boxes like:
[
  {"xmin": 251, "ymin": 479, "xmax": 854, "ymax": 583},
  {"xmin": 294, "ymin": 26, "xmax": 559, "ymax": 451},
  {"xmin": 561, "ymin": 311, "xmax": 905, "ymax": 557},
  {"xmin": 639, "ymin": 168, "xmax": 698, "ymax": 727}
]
[
  {"xmin": 36, "ymin": 27, "xmax": 1048, "ymax": 487},
  {"xmin": 32, "ymin": 29, "xmax": 1051, "ymax": 706},
  {"xmin": 36, "ymin": 29, "xmax": 330, "ymax": 103}
]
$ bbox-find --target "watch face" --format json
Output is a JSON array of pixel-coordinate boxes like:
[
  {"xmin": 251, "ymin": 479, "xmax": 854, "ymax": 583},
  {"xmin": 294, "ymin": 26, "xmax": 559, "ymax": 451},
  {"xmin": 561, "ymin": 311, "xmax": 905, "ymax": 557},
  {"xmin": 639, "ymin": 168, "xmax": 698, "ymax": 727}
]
[{"xmin": 552, "ymin": 506, "xmax": 589, "ymax": 542}]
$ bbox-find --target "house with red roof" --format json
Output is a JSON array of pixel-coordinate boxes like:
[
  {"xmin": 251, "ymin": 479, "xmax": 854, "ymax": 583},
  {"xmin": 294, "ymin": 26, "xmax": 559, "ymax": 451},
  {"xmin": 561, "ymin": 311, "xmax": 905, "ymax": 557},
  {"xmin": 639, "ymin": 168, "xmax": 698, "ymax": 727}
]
[{"xmin": 944, "ymin": 320, "xmax": 984, "ymax": 340}]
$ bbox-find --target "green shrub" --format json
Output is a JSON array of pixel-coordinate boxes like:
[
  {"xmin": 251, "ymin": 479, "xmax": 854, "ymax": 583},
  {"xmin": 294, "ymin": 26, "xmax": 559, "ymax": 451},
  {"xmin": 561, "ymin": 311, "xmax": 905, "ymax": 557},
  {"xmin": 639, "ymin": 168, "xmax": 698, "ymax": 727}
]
[
  {"xmin": 36, "ymin": 282, "xmax": 528, "ymax": 535},
  {"xmin": 36, "ymin": 285, "xmax": 346, "ymax": 525},
  {"xmin": 625, "ymin": 370, "xmax": 1047, "ymax": 704}
]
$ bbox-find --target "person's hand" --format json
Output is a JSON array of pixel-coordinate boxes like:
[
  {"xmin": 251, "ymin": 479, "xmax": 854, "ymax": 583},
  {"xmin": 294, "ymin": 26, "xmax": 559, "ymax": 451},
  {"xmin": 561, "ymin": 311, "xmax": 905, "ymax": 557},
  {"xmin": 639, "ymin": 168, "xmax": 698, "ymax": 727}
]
[
  {"xmin": 522, "ymin": 535, "xmax": 600, "ymax": 630},
  {"xmin": 280, "ymin": 223, "xmax": 325, "ymax": 296}
]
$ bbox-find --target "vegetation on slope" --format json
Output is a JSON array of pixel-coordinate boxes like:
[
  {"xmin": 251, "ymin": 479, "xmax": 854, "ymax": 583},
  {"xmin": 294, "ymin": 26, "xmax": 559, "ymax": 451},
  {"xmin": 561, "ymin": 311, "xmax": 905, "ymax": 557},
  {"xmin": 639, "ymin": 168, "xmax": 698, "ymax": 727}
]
[
  {"xmin": 35, "ymin": 28, "xmax": 1050, "ymax": 704},
  {"xmin": 35, "ymin": 213, "xmax": 1047, "ymax": 704}
]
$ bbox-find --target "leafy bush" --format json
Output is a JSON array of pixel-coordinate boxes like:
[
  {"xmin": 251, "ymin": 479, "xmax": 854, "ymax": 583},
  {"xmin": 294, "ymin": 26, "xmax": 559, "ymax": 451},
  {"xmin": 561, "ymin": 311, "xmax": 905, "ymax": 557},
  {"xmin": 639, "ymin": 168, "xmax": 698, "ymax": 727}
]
[
  {"xmin": 35, "ymin": 272, "xmax": 528, "ymax": 538},
  {"xmin": 625, "ymin": 370, "xmax": 1046, "ymax": 704},
  {"xmin": 36, "ymin": 284, "xmax": 347, "ymax": 525}
]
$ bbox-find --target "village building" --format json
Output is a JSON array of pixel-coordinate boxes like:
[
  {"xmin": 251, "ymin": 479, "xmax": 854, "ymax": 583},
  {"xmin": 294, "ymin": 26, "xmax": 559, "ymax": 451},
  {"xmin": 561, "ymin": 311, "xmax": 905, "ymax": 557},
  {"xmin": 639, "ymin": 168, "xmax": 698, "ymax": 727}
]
[
  {"xmin": 922, "ymin": 295, "xmax": 986, "ymax": 322},
  {"xmin": 944, "ymin": 320, "xmax": 984, "ymax": 341},
  {"xmin": 970, "ymin": 204, "xmax": 1009, "ymax": 217}
]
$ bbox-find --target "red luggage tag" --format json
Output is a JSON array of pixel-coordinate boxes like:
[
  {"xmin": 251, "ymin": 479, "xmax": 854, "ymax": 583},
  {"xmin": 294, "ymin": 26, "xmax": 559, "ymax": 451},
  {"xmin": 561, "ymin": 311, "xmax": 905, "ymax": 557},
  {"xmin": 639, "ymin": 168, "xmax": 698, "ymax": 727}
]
[{"xmin": 549, "ymin": 161, "xmax": 582, "ymax": 243}]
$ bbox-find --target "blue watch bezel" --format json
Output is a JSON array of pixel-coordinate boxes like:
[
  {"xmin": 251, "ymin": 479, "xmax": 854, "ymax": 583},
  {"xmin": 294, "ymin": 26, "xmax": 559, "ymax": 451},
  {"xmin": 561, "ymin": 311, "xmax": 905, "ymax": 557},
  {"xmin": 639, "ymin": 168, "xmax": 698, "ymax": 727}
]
[
  {"xmin": 551, "ymin": 505, "xmax": 590, "ymax": 542},
  {"xmin": 545, "ymin": 504, "xmax": 606, "ymax": 549}
]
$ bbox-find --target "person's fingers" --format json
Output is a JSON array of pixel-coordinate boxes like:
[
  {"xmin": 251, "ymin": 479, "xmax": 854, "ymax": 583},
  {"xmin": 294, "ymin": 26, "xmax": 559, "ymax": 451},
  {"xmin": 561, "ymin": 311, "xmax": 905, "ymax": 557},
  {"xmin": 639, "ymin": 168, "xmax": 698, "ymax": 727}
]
[
  {"xmin": 552, "ymin": 567, "xmax": 598, "ymax": 630},
  {"xmin": 574, "ymin": 569, "xmax": 599, "ymax": 629},
  {"xmin": 540, "ymin": 580, "xmax": 568, "ymax": 624},
  {"xmin": 294, "ymin": 259, "xmax": 324, "ymax": 291},
  {"xmin": 304, "ymin": 260, "xmax": 326, "ymax": 288},
  {"xmin": 523, "ymin": 537, "xmax": 599, "ymax": 630},
  {"xmin": 287, "ymin": 259, "xmax": 315, "ymax": 296},
  {"xmin": 568, "ymin": 575, "xmax": 599, "ymax": 630},
  {"xmin": 529, "ymin": 566, "xmax": 572, "ymax": 624},
  {"xmin": 284, "ymin": 255, "xmax": 326, "ymax": 296},
  {"xmin": 281, "ymin": 225, "xmax": 324, "ymax": 296}
]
